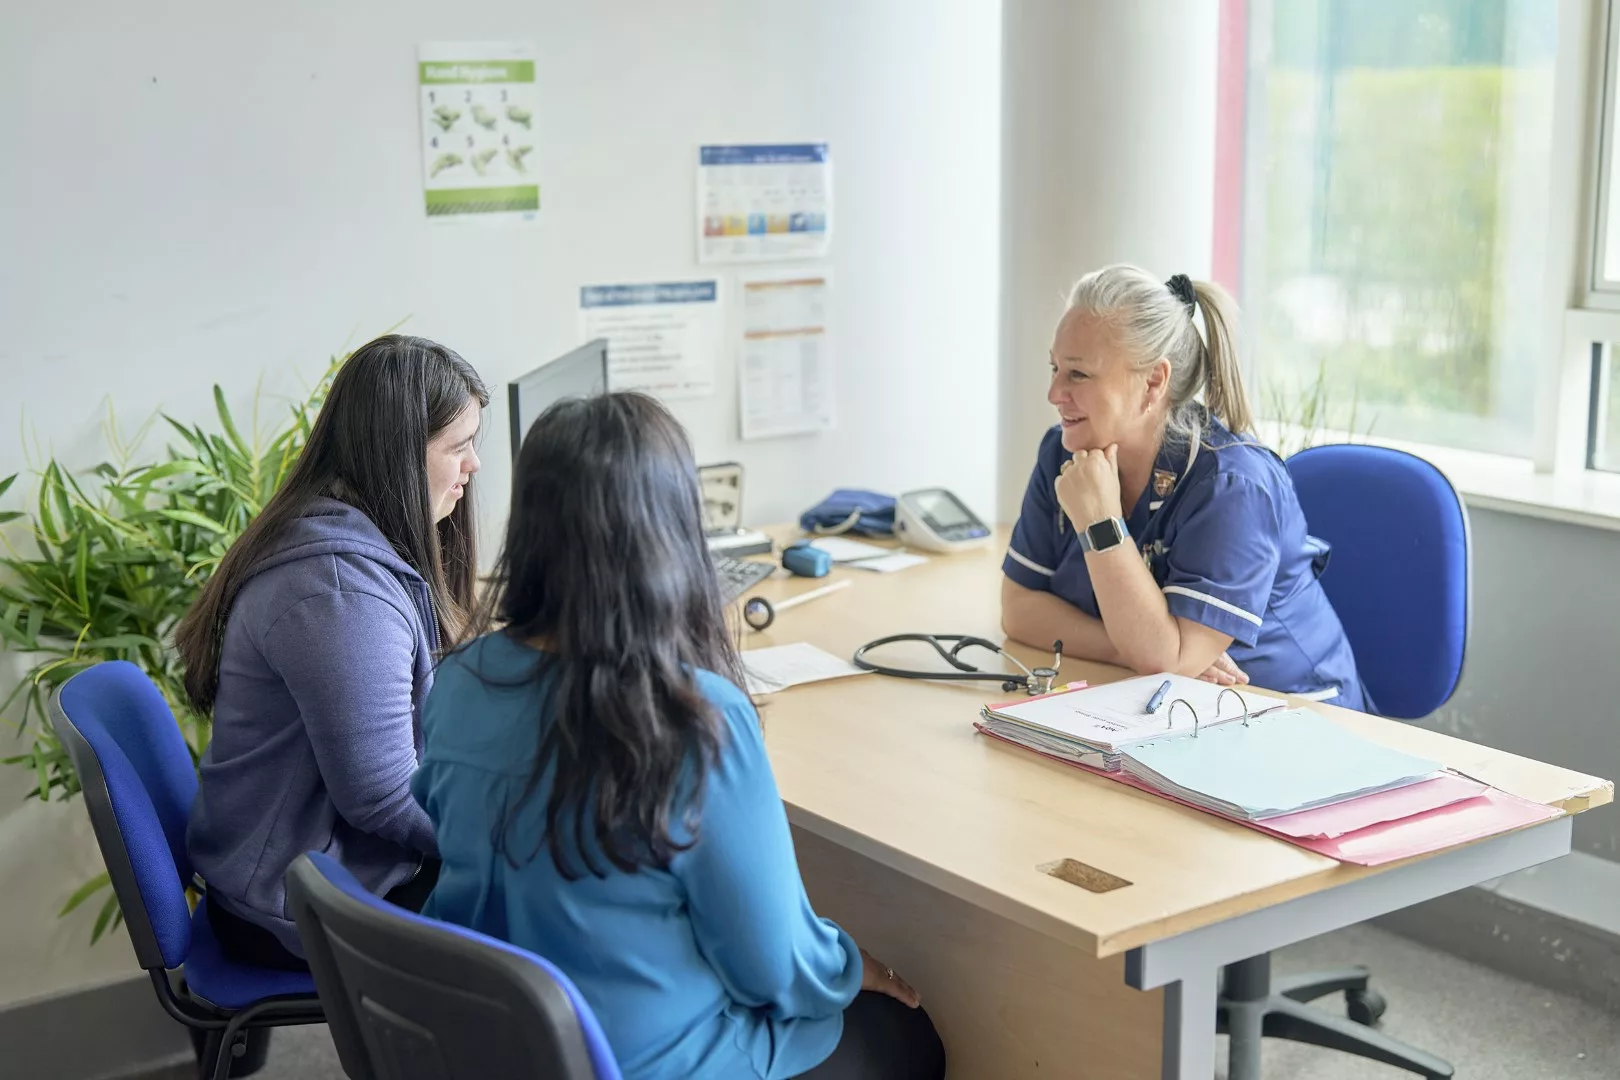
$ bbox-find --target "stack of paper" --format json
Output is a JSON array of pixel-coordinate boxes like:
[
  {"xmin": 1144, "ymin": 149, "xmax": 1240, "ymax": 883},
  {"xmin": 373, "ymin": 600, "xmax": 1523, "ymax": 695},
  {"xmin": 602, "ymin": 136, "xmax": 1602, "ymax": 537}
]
[
  {"xmin": 979, "ymin": 673, "xmax": 1281, "ymax": 772},
  {"xmin": 976, "ymin": 672, "xmax": 1563, "ymax": 865},
  {"xmin": 741, "ymin": 642, "xmax": 869, "ymax": 696}
]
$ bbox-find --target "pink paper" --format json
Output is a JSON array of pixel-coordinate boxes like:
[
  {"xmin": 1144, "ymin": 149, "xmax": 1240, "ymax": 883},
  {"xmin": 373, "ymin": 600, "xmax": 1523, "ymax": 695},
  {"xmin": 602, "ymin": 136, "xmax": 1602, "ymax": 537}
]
[
  {"xmin": 974, "ymin": 723, "xmax": 1562, "ymax": 866},
  {"xmin": 1289, "ymin": 789, "xmax": 1562, "ymax": 866},
  {"xmin": 1255, "ymin": 772, "xmax": 1487, "ymax": 839}
]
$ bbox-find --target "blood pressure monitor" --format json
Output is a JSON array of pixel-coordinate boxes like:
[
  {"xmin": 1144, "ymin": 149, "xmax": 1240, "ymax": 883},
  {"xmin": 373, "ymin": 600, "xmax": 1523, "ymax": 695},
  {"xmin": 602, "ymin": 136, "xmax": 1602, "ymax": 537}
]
[{"xmin": 894, "ymin": 488, "xmax": 991, "ymax": 553}]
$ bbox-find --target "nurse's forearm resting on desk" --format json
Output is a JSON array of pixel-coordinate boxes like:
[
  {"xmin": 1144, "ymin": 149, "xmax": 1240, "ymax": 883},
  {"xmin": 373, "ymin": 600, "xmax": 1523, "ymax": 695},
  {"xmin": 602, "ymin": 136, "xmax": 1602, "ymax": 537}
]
[
  {"xmin": 1001, "ymin": 577, "xmax": 1121, "ymax": 665},
  {"xmin": 1057, "ymin": 444, "xmax": 1234, "ymax": 678},
  {"xmin": 1084, "ymin": 541, "xmax": 1234, "ymax": 677}
]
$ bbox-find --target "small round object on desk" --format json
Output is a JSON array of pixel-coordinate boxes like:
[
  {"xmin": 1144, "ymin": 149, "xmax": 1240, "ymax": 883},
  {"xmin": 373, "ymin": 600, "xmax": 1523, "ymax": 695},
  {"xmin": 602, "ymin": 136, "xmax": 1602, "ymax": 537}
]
[{"xmin": 742, "ymin": 596, "xmax": 776, "ymax": 631}]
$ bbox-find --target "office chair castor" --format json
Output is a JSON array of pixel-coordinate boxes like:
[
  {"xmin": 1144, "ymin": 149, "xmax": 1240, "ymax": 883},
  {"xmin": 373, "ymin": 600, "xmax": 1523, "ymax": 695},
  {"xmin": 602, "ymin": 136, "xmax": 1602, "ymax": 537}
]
[{"xmin": 1345, "ymin": 987, "xmax": 1387, "ymax": 1027}]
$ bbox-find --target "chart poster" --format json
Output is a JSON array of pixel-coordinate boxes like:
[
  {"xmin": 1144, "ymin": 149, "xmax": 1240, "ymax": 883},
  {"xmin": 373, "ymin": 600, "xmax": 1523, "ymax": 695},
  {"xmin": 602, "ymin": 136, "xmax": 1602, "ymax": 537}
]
[
  {"xmin": 418, "ymin": 42, "xmax": 540, "ymax": 221},
  {"xmin": 738, "ymin": 271, "xmax": 834, "ymax": 439},
  {"xmin": 698, "ymin": 143, "xmax": 831, "ymax": 262},
  {"xmin": 580, "ymin": 281, "xmax": 721, "ymax": 401}
]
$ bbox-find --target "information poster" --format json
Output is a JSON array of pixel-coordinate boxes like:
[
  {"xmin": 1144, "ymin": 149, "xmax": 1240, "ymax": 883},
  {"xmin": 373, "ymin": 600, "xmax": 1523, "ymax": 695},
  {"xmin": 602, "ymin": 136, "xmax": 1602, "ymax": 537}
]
[
  {"xmin": 580, "ymin": 281, "xmax": 721, "ymax": 401},
  {"xmin": 738, "ymin": 271, "xmax": 835, "ymax": 439},
  {"xmin": 418, "ymin": 42, "xmax": 540, "ymax": 221},
  {"xmin": 698, "ymin": 143, "xmax": 831, "ymax": 262}
]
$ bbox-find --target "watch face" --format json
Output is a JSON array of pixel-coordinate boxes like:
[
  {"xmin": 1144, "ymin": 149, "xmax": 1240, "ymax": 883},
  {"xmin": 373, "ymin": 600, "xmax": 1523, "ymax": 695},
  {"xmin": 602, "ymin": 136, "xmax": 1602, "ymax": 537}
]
[{"xmin": 1085, "ymin": 518, "xmax": 1123, "ymax": 551}]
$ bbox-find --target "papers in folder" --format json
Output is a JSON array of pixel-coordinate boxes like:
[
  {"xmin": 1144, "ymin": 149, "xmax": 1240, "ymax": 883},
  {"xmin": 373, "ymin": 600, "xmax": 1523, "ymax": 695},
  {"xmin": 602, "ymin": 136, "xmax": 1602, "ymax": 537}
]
[{"xmin": 980, "ymin": 674, "xmax": 1442, "ymax": 821}]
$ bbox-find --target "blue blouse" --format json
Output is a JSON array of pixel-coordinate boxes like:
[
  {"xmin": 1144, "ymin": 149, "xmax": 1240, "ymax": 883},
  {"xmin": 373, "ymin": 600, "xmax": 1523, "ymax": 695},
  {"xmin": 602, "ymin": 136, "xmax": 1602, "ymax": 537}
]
[
  {"xmin": 412, "ymin": 633, "xmax": 862, "ymax": 1079},
  {"xmin": 1004, "ymin": 417, "xmax": 1368, "ymax": 711}
]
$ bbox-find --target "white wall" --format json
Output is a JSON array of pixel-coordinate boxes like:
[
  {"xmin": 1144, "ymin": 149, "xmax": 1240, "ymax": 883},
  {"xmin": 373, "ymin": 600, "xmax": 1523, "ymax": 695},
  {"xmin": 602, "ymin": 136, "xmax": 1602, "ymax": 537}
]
[
  {"xmin": 999, "ymin": 0, "xmax": 1220, "ymax": 521},
  {"xmin": 0, "ymin": 0, "xmax": 1001, "ymax": 1007}
]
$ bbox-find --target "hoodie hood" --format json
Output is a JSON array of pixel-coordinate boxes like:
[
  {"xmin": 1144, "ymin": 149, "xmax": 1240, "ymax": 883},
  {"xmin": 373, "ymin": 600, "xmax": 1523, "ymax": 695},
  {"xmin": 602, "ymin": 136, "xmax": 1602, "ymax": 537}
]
[{"xmin": 246, "ymin": 496, "xmax": 424, "ymax": 585}]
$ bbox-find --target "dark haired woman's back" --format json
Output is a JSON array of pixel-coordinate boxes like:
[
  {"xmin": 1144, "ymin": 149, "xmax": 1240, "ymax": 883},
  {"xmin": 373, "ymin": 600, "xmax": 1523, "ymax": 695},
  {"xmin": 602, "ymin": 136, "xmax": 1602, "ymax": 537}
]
[{"xmin": 414, "ymin": 632, "xmax": 862, "ymax": 1079}]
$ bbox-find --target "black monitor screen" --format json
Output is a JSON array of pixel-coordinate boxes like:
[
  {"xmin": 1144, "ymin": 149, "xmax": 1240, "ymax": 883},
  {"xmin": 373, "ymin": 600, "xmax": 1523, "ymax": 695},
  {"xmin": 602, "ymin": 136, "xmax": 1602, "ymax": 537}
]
[{"xmin": 507, "ymin": 339, "xmax": 609, "ymax": 459}]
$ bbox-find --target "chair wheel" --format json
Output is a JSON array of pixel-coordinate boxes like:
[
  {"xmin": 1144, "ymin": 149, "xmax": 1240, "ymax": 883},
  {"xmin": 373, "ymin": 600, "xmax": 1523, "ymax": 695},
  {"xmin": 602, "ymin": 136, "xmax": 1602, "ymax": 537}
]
[{"xmin": 1346, "ymin": 988, "xmax": 1386, "ymax": 1026}]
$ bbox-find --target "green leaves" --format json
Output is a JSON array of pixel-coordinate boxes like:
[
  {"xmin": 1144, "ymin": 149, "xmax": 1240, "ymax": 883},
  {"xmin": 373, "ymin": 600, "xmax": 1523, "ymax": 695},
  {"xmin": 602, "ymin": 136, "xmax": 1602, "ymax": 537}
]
[{"xmin": 0, "ymin": 343, "xmax": 357, "ymax": 942}]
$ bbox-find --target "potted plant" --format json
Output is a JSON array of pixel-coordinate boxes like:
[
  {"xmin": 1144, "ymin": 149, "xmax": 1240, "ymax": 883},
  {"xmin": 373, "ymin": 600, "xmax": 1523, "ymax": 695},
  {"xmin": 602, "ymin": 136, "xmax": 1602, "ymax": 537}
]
[{"xmin": 1, "ymin": 355, "xmax": 343, "ymax": 940}]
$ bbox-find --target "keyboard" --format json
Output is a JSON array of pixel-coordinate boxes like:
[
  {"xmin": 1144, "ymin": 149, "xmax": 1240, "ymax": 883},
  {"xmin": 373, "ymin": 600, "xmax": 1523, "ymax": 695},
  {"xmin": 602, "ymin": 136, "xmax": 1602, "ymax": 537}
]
[{"xmin": 715, "ymin": 554, "xmax": 776, "ymax": 603}]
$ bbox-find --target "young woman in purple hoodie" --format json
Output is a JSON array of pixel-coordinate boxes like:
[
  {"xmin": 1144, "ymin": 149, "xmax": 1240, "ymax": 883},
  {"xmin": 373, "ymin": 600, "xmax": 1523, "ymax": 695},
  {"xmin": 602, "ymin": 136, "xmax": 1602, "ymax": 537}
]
[{"xmin": 175, "ymin": 334, "xmax": 486, "ymax": 969}]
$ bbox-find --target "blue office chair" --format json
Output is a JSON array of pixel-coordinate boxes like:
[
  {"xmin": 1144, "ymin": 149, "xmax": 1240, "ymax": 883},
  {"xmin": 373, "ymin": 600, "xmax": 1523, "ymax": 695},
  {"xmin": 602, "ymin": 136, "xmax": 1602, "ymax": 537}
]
[
  {"xmin": 49, "ymin": 661, "xmax": 324, "ymax": 1080},
  {"xmin": 285, "ymin": 852, "xmax": 622, "ymax": 1080},
  {"xmin": 1215, "ymin": 445, "xmax": 1470, "ymax": 1080}
]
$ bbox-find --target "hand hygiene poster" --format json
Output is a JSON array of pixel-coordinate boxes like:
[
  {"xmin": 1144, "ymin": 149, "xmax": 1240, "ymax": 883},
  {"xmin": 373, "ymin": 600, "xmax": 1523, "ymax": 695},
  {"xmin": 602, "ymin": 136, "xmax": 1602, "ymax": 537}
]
[
  {"xmin": 698, "ymin": 143, "xmax": 831, "ymax": 262},
  {"xmin": 418, "ymin": 42, "xmax": 540, "ymax": 221},
  {"xmin": 580, "ymin": 281, "xmax": 721, "ymax": 401}
]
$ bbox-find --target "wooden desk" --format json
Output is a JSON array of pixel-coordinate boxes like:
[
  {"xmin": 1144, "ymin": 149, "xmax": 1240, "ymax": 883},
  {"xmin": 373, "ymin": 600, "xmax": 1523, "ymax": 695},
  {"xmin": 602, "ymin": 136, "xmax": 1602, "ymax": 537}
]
[{"xmin": 739, "ymin": 530, "xmax": 1612, "ymax": 1079}]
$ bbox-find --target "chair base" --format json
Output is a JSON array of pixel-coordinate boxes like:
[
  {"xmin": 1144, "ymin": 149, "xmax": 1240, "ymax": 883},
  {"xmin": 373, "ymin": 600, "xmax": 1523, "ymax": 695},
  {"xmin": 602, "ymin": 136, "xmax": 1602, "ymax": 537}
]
[
  {"xmin": 191, "ymin": 1026, "xmax": 272, "ymax": 1078},
  {"xmin": 1217, "ymin": 954, "xmax": 1453, "ymax": 1080}
]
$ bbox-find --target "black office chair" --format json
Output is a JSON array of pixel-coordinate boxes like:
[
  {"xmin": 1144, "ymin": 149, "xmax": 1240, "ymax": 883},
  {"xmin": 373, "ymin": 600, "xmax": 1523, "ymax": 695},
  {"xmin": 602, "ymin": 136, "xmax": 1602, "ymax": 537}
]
[
  {"xmin": 284, "ymin": 852, "xmax": 621, "ymax": 1080},
  {"xmin": 1215, "ymin": 445, "xmax": 1470, "ymax": 1079}
]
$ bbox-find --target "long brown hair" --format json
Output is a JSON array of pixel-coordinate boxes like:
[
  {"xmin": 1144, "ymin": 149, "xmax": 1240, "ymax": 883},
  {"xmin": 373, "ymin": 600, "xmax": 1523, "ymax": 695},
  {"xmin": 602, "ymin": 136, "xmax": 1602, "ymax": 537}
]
[
  {"xmin": 460, "ymin": 392, "xmax": 745, "ymax": 879},
  {"xmin": 176, "ymin": 334, "xmax": 489, "ymax": 712}
]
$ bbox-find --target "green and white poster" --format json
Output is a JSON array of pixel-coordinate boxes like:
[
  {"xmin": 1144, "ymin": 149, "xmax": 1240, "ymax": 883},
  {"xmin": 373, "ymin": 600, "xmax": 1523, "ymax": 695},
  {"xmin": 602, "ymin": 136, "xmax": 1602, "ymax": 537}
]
[{"xmin": 417, "ymin": 42, "xmax": 539, "ymax": 221}]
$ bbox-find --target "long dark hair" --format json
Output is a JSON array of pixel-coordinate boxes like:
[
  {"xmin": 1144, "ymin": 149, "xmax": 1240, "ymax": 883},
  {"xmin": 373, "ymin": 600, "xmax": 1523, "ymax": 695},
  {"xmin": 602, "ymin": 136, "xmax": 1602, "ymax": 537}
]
[
  {"xmin": 176, "ymin": 334, "xmax": 489, "ymax": 712},
  {"xmin": 463, "ymin": 392, "xmax": 744, "ymax": 879}
]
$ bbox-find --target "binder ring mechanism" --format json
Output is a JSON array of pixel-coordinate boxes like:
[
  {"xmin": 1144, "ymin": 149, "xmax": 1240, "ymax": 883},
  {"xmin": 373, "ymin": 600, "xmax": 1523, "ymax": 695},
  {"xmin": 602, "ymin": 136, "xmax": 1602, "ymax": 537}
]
[{"xmin": 1165, "ymin": 687, "xmax": 1287, "ymax": 738}]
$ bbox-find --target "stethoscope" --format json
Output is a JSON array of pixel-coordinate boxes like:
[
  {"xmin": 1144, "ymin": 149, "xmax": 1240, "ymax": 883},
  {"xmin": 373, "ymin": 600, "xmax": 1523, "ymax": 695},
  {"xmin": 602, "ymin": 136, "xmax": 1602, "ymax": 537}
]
[{"xmin": 852, "ymin": 635, "xmax": 1065, "ymax": 695}]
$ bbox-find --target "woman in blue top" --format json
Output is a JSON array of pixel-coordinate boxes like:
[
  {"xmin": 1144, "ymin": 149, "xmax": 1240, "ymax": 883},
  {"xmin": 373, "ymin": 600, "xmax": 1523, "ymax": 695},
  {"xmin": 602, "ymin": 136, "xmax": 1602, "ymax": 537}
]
[
  {"xmin": 1001, "ymin": 265, "xmax": 1368, "ymax": 711},
  {"xmin": 413, "ymin": 392, "xmax": 945, "ymax": 1080}
]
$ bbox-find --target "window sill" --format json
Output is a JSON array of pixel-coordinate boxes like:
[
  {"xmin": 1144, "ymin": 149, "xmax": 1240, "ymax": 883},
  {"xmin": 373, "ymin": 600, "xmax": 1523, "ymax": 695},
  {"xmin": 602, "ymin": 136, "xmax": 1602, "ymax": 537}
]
[{"xmin": 1264, "ymin": 423, "xmax": 1620, "ymax": 534}]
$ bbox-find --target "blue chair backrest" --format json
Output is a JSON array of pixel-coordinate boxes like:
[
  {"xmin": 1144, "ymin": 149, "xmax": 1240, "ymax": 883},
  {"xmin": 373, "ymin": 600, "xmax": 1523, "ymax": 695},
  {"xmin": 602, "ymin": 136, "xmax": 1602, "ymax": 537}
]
[
  {"xmin": 1286, "ymin": 444, "xmax": 1471, "ymax": 719},
  {"xmin": 50, "ymin": 663, "xmax": 195, "ymax": 971},
  {"xmin": 58, "ymin": 660, "xmax": 198, "ymax": 877},
  {"xmin": 285, "ymin": 852, "xmax": 622, "ymax": 1080}
]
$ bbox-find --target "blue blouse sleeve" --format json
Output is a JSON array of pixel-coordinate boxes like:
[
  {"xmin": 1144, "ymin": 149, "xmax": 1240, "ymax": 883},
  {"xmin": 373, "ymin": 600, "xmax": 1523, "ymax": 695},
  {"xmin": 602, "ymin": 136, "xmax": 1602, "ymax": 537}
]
[
  {"xmin": 674, "ymin": 676, "xmax": 862, "ymax": 1021},
  {"xmin": 1003, "ymin": 429, "xmax": 1065, "ymax": 591},
  {"xmin": 1161, "ymin": 472, "xmax": 1281, "ymax": 647}
]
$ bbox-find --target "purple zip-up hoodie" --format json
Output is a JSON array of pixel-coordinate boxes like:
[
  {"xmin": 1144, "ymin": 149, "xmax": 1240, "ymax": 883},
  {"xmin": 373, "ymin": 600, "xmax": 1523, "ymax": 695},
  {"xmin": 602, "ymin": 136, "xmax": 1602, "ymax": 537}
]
[{"xmin": 186, "ymin": 497, "xmax": 440, "ymax": 956}]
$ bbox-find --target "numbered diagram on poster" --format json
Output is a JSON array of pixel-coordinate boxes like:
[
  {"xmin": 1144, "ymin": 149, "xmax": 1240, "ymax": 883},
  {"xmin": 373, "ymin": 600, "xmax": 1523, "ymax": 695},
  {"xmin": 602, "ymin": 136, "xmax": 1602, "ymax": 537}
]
[{"xmin": 418, "ymin": 42, "xmax": 540, "ymax": 222}]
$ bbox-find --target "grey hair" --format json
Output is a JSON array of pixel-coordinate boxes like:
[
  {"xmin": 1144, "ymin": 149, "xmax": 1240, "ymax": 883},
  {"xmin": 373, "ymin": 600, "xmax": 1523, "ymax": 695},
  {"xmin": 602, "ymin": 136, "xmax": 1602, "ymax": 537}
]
[{"xmin": 1065, "ymin": 264, "xmax": 1253, "ymax": 439}]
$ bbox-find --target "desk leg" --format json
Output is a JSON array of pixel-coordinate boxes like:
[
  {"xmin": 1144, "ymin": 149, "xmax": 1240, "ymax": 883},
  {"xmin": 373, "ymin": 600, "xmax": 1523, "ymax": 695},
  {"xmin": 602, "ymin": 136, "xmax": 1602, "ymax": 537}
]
[{"xmin": 1160, "ymin": 969, "xmax": 1217, "ymax": 1080}]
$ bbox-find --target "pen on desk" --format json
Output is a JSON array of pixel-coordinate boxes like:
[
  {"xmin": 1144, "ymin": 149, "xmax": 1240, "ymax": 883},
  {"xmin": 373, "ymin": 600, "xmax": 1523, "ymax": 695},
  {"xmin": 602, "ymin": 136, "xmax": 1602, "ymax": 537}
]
[{"xmin": 1145, "ymin": 678, "xmax": 1172, "ymax": 714}]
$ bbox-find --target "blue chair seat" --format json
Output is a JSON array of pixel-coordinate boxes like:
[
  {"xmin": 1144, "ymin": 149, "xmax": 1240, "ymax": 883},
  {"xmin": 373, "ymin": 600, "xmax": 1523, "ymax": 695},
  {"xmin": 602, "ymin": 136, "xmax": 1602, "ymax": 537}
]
[{"xmin": 184, "ymin": 901, "xmax": 318, "ymax": 1010}]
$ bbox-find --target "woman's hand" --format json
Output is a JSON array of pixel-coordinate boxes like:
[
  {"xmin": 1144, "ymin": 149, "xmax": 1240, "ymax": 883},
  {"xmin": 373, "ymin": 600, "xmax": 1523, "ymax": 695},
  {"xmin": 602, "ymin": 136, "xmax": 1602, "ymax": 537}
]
[
  {"xmin": 1054, "ymin": 446, "xmax": 1124, "ymax": 533},
  {"xmin": 860, "ymin": 948, "xmax": 921, "ymax": 1008},
  {"xmin": 1197, "ymin": 652, "xmax": 1249, "ymax": 686}
]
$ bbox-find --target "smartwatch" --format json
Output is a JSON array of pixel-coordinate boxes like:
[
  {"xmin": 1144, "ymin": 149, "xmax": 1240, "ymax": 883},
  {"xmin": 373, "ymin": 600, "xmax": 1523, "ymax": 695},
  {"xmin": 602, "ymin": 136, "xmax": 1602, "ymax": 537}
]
[{"xmin": 1078, "ymin": 516, "xmax": 1130, "ymax": 554}]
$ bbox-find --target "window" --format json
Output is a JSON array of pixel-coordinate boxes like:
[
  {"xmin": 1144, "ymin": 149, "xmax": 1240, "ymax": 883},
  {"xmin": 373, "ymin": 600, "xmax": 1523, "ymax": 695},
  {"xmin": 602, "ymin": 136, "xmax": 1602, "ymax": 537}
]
[{"xmin": 1230, "ymin": 0, "xmax": 1559, "ymax": 457}]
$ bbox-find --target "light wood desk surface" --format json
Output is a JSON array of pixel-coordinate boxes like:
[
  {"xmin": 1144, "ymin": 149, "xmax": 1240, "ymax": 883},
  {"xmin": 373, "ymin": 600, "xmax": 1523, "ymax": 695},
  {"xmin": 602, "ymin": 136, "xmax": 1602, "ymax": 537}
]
[{"xmin": 742, "ymin": 528, "xmax": 1613, "ymax": 960}]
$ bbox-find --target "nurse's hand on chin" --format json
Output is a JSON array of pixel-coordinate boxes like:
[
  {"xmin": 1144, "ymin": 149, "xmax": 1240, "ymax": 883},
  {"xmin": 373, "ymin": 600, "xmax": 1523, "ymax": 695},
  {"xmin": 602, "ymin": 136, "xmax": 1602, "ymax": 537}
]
[{"xmin": 1054, "ymin": 444, "xmax": 1124, "ymax": 530}]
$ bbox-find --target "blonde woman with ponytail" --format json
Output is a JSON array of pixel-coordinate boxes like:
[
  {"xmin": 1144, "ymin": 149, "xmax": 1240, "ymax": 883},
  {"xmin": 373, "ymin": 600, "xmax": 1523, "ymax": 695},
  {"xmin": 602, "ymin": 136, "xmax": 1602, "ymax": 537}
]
[{"xmin": 1001, "ymin": 265, "xmax": 1368, "ymax": 711}]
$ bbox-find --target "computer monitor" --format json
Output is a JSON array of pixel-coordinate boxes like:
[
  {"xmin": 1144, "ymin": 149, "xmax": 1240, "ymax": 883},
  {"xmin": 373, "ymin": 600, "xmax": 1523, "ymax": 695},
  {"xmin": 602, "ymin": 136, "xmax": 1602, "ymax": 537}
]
[{"xmin": 507, "ymin": 338, "xmax": 609, "ymax": 460}]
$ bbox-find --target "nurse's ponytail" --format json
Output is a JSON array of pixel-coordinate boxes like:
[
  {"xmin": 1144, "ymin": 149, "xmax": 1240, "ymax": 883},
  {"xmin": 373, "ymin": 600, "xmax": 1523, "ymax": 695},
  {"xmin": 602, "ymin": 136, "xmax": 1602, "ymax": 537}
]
[
  {"xmin": 1065, "ymin": 266, "xmax": 1256, "ymax": 442},
  {"xmin": 1189, "ymin": 279, "xmax": 1252, "ymax": 436}
]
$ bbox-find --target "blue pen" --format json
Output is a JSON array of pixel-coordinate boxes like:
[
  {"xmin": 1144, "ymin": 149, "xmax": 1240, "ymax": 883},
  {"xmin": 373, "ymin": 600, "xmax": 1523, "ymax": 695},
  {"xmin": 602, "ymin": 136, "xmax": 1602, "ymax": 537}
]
[{"xmin": 1145, "ymin": 678, "xmax": 1172, "ymax": 714}]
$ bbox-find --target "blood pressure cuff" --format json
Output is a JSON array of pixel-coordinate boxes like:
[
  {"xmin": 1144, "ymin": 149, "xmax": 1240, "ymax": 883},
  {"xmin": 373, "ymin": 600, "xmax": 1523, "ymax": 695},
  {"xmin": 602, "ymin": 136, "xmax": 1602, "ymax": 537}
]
[{"xmin": 798, "ymin": 489, "xmax": 896, "ymax": 537}]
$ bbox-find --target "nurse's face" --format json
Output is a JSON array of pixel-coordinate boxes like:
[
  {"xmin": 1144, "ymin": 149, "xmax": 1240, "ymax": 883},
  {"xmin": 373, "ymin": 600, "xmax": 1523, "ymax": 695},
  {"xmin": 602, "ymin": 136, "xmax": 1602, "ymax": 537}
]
[{"xmin": 1047, "ymin": 309, "xmax": 1169, "ymax": 454}]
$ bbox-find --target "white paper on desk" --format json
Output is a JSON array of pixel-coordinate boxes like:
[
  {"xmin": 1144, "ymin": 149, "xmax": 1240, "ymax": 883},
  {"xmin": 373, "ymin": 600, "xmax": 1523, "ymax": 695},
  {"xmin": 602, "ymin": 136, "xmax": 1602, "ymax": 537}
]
[
  {"xmin": 807, "ymin": 536, "xmax": 889, "ymax": 561},
  {"xmin": 850, "ymin": 552, "xmax": 929, "ymax": 573},
  {"xmin": 741, "ymin": 642, "xmax": 868, "ymax": 695}
]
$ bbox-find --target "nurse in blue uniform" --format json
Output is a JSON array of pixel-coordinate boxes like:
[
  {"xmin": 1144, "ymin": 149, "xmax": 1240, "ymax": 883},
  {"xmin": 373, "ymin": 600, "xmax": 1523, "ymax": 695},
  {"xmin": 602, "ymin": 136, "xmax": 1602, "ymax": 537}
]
[{"xmin": 1001, "ymin": 264, "xmax": 1368, "ymax": 711}]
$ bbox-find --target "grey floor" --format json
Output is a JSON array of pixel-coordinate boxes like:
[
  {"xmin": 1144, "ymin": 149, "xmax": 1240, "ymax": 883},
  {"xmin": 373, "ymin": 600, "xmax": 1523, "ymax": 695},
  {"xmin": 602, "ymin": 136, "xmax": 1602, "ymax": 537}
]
[{"xmin": 149, "ymin": 923, "xmax": 1619, "ymax": 1080}]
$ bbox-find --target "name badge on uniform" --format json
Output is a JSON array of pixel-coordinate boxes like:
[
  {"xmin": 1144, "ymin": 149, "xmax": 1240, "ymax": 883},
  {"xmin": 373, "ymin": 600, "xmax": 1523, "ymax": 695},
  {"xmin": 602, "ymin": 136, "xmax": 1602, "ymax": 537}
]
[{"xmin": 1152, "ymin": 469, "xmax": 1177, "ymax": 498}]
